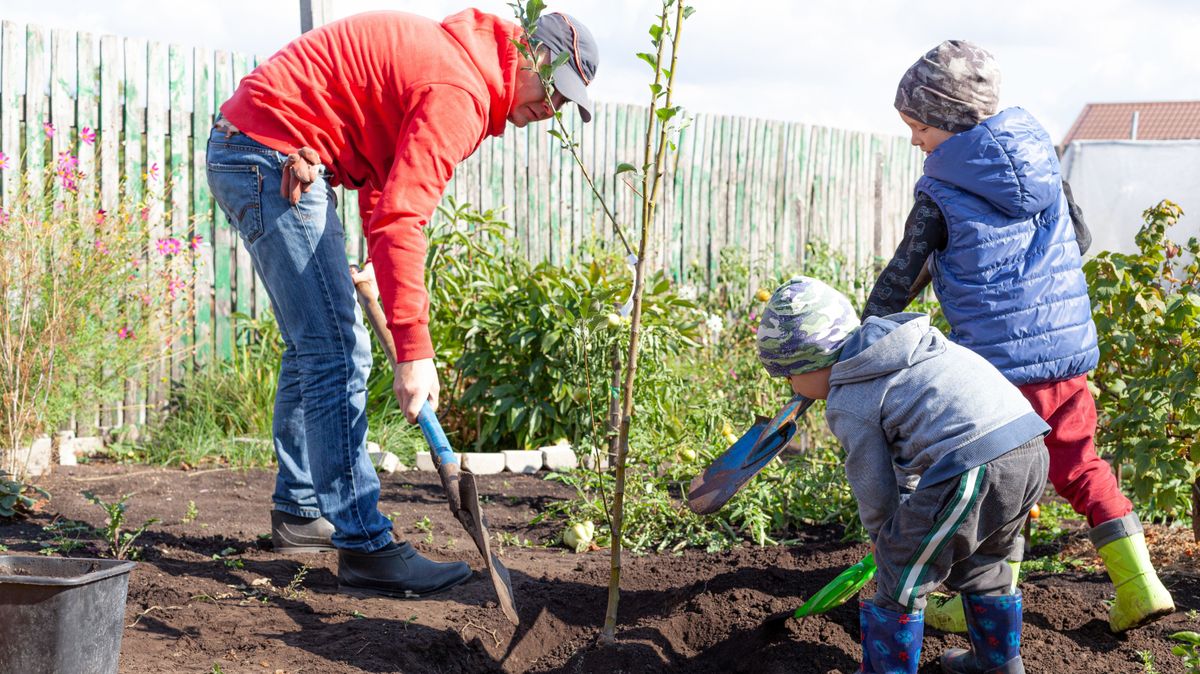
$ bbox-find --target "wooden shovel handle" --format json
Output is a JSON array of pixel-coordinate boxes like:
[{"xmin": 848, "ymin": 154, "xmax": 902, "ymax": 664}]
[{"xmin": 350, "ymin": 264, "xmax": 398, "ymax": 370}]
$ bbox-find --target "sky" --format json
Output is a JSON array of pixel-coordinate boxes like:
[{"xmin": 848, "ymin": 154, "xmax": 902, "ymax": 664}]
[{"xmin": 3, "ymin": 0, "xmax": 1199, "ymax": 142}]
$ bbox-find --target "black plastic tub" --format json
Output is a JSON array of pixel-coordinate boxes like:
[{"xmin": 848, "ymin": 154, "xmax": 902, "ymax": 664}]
[{"xmin": 0, "ymin": 555, "xmax": 136, "ymax": 674}]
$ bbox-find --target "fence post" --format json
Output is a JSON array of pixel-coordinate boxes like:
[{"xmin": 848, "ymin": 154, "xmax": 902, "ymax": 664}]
[{"xmin": 299, "ymin": 0, "xmax": 332, "ymax": 33}]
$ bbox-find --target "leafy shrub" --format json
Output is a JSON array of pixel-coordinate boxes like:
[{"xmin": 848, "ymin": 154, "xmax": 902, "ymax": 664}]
[
  {"xmin": 426, "ymin": 198, "xmax": 698, "ymax": 451},
  {"xmin": 1085, "ymin": 200, "xmax": 1200, "ymax": 520}
]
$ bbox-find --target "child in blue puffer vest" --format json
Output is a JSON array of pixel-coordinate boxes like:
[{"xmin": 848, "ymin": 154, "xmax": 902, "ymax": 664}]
[{"xmin": 862, "ymin": 39, "xmax": 1174, "ymax": 651}]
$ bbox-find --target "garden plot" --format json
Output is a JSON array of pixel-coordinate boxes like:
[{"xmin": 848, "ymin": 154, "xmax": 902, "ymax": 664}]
[{"xmin": 2, "ymin": 464, "xmax": 1197, "ymax": 674}]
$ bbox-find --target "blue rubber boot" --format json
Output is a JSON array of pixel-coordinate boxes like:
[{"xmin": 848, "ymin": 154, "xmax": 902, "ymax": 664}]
[
  {"xmin": 940, "ymin": 591, "xmax": 1025, "ymax": 673},
  {"xmin": 859, "ymin": 600, "xmax": 923, "ymax": 673}
]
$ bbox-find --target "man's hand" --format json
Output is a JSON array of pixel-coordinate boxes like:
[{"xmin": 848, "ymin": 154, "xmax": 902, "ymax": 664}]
[
  {"xmin": 280, "ymin": 147, "xmax": 322, "ymax": 205},
  {"xmin": 395, "ymin": 358, "xmax": 439, "ymax": 424}
]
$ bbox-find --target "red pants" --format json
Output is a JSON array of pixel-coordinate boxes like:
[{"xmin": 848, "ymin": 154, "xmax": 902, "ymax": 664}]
[{"xmin": 1018, "ymin": 375, "xmax": 1132, "ymax": 528}]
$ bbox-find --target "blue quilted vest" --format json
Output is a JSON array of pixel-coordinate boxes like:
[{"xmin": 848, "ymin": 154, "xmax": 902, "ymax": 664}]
[{"xmin": 917, "ymin": 107, "xmax": 1098, "ymax": 385}]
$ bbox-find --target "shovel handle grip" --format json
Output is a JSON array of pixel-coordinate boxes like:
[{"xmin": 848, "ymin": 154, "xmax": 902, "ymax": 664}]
[{"xmin": 417, "ymin": 401, "xmax": 460, "ymax": 467}]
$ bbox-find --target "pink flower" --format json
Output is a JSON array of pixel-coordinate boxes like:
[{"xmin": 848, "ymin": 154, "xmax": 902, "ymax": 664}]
[
  {"xmin": 146, "ymin": 163, "xmax": 160, "ymax": 181},
  {"xmin": 0, "ymin": 152, "xmax": 9, "ymax": 171},
  {"xmin": 0, "ymin": 208, "xmax": 8, "ymax": 225},
  {"xmin": 43, "ymin": 122, "xmax": 55, "ymax": 139},
  {"xmin": 167, "ymin": 278, "xmax": 187, "ymax": 299},
  {"xmin": 55, "ymin": 152, "xmax": 81, "ymax": 193},
  {"xmin": 140, "ymin": 293, "xmax": 152, "ymax": 306},
  {"xmin": 93, "ymin": 239, "xmax": 109, "ymax": 255},
  {"xmin": 189, "ymin": 235, "xmax": 203, "ymax": 250},
  {"xmin": 80, "ymin": 127, "xmax": 96, "ymax": 145},
  {"xmin": 155, "ymin": 237, "xmax": 182, "ymax": 256},
  {"xmin": 95, "ymin": 209, "xmax": 107, "ymax": 225},
  {"xmin": 140, "ymin": 206, "xmax": 151, "ymax": 221},
  {"xmin": 117, "ymin": 326, "xmax": 133, "ymax": 340}
]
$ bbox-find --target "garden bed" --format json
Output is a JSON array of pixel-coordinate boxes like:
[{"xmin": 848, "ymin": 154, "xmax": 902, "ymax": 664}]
[{"xmin": 2, "ymin": 464, "xmax": 1198, "ymax": 673}]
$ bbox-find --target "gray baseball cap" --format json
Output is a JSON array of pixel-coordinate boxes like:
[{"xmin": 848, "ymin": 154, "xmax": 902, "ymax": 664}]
[{"xmin": 533, "ymin": 12, "xmax": 598, "ymax": 123}]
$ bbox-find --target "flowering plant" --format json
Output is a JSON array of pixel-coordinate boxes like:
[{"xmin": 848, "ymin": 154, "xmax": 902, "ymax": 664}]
[{"xmin": 0, "ymin": 129, "xmax": 199, "ymax": 477}]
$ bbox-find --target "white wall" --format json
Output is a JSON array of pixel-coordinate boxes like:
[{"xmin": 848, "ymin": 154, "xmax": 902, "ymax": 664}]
[{"xmin": 1061, "ymin": 140, "xmax": 1200, "ymax": 255}]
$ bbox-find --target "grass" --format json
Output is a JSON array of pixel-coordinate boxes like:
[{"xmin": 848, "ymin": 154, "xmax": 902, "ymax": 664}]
[{"xmin": 121, "ymin": 312, "xmax": 430, "ymax": 469}]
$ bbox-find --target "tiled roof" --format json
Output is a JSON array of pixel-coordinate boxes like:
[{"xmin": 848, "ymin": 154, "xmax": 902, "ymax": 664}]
[{"xmin": 1062, "ymin": 101, "xmax": 1200, "ymax": 144}]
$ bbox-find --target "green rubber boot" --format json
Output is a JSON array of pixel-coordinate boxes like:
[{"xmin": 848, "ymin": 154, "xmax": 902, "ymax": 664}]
[
  {"xmin": 1094, "ymin": 518, "xmax": 1174, "ymax": 632},
  {"xmin": 925, "ymin": 561, "xmax": 1021, "ymax": 634}
]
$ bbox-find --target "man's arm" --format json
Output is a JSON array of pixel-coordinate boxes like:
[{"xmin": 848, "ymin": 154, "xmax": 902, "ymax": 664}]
[
  {"xmin": 861, "ymin": 192, "xmax": 948, "ymax": 320},
  {"xmin": 364, "ymin": 85, "xmax": 487, "ymax": 362},
  {"xmin": 363, "ymin": 85, "xmax": 487, "ymax": 421}
]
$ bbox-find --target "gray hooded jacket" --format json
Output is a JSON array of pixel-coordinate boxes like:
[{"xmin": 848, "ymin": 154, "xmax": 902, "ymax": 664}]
[{"xmin": 826, "ymin": 313, "xmax": 1049, "ymax": 539}]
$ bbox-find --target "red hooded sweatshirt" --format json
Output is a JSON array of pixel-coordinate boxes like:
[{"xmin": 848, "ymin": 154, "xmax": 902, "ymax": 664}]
[{"xmin": 220, "ymin": 10, "xmax": 520, "ymax": 361}]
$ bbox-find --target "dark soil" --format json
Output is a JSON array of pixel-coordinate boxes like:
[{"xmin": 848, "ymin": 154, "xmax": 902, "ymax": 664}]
[{"xmin": 3, "ymin": 464, "xmax": 1198, "ymax": 673}]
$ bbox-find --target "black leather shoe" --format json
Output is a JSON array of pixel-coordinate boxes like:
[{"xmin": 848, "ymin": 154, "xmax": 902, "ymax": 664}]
[
  {"xmin": 338, "ymin": 541, "xmax": 472, "ymax": 598},
  {"xmin": 271, "ymin": 510, "xmax": 336, "ymax": 553}
]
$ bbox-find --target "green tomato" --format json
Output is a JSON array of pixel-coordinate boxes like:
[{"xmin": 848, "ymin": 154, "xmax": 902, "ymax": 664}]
[{"xmin": 563, "ymin": 521, "xmax": 595, "ymax": 553}]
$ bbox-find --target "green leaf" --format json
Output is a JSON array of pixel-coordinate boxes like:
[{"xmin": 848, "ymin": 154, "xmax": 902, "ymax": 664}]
[
  {"xmin": 551, "ymin": 50, "xmax": 572, "ymax": 70},
  {"xmin": 649, "ymin": 83, "xmax": 663, "ymax": 98},
  {"xmin": 683, "ymin": 5, "xmax": 697, "ymax": 18},
  {"xmin": 615, "ymin": 162, "xmax": 637, "ymax": 175},
  {"xmin": 525, "ymin": 0, "xmax": 547, "ymax": 24},
  {"xmin": 636, "ymin": 52, "xmax": 658, "ymax": 70},
  {"xmin": 649, "ymin": 24, "xmax": 663, "ymax": 45},
  {"xmin": 655, "ymin": 106, "xmax": 680, "ymax": 122}
]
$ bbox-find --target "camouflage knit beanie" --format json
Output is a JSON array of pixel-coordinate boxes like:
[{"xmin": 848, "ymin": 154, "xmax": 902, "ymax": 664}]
[
  {"xmin": 757, "ymin": 277, "xmax": 860, "ymax": 377},
  {"xmin": 895, "ymin": 40, "xmax": 1000, "ymax": 134}
]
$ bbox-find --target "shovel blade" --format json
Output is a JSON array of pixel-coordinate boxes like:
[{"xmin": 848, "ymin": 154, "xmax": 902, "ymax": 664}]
[
  {"xmin": 458, "ymin": 471, "xmax": 519, "ymax": 625},
  {"xmin": 793, "ymin": 553, "xmax": 877, "ymax": 618},
  {"xmin": 687, "ymin": 419, "xmax": 769, "ymax": 514},
  {"xmin": 687, "ymin": 395, "xmax": 813, "ymax": 515}
]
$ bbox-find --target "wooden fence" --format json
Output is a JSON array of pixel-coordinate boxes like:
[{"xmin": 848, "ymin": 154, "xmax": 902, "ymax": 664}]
[{"xmin": 0, "ymin": 20, "xmax": 923, "ymax": 432}]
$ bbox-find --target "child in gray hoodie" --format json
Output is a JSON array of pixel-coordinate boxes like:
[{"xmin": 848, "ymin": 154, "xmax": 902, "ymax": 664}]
[{"xmin": 757, "ymin": 276, "xmax": 1049, "ymax": 674}]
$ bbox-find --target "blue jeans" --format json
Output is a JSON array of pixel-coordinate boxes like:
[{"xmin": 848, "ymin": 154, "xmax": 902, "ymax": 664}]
[{"xmin": 206, "ymin": 125, "xmax": 393, "ymax": 552}]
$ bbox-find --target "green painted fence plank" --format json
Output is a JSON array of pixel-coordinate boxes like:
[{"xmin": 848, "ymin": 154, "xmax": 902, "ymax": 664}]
[
  {"xmin": 76, "ymin": 30, "xmax": 100, "ymax": 436},
  {"xmin": 122, "ymin": 36, "xmax": 147, "ymax": 425},
  {"xmin": 192, "ymin": 46, "xmax": 214, "ymax": 367},
  {"xmin": 98, "ymin": 35, "xmax": 119, "ymax": 214},
  {"xmin": 212, "ymin": 49, "xmax": 233, "ymax": 360},
  {"xmin": 0, "ymin": 22, "xmax": 19, "ymax": 206},
  {"xmin": 167, "ymin": 43, "xmax": 190, "ymax": 379},
  {"xmin": 76, "ymin": 32, "xmax": 97, "ymax": 219},
  {"xmin": 25, "ymin": 25, "xmax": 47, "ymax": 209},
  {"xmin": 230, "ymin": 52, "xmax": 254, "ymax": 325},
  {"xmin": 50, "ymin": 29, "xmax": 75, "ymax": 211},
  {"xmin": 145, "ymin": 40, "xmax": 169, "ymax": 412}
]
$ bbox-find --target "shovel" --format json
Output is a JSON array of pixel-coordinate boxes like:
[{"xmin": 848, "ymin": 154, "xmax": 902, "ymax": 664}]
[
  {"xmin": 351, "ymin": 265, "xmax": 519, "ymax": 625},
  {"xmin": 687, "ymin": 394, "xmax": 815, "ymax": 515},
  {"xmin": 761, "ymin": 553, "xmax": 876, "ymax": 633}
]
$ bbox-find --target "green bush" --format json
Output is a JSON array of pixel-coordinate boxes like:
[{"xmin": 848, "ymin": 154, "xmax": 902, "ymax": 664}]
[
  {"xmin": 1085, "ymin": 199, "xmax": 1200, "ymax": 521},
  {"xmin": 425, "ymin": 198, "xmax": 699, "ymax": 451}
]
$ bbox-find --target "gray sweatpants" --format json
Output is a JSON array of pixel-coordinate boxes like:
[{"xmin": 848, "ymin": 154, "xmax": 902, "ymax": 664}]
[{"xmin": 871, "ymin": 437, "xmax": 1049, "ymax": 613}]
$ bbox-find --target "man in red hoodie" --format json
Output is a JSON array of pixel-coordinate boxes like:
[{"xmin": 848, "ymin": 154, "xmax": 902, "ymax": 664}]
[{"xmin": 206, "ymin": 9, "xmax": 597, "ymax": 598}]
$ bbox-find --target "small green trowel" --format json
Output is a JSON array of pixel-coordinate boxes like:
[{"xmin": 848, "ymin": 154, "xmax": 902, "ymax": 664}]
[{"xmin": 762, "ymin": 553, "xmax": 876, "ymax": 632}]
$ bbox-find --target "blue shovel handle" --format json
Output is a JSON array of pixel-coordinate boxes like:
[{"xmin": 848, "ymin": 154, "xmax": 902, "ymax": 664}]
[{"xmin": 416, "ymin": 401, "xmax": 459, "ymax": 467}]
